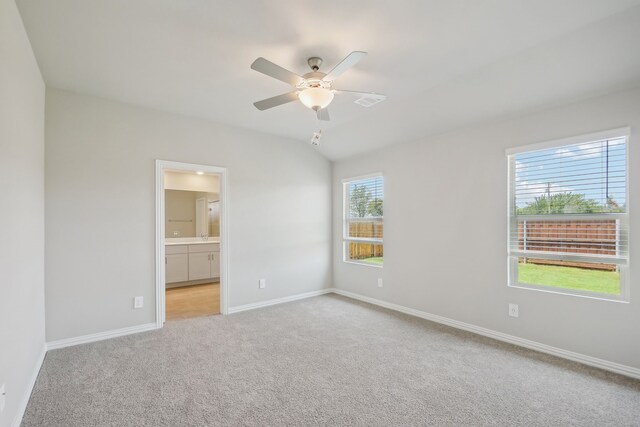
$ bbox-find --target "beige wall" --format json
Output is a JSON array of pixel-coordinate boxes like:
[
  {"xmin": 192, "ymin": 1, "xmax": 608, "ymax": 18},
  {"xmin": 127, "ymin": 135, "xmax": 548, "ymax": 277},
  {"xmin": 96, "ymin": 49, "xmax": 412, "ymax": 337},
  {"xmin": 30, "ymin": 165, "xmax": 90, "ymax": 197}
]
[
  {"xmin": 0, "ymin": 0, "xmax": 46, "ymax": 425},
  {"xmin": 333, "ymin": 87, "xmax": 640, "ymax": 370},
  {"xmin": 45, "ymin": 89, "xmax": 332, "ymax": 341},
  {"xmin": 164, "ymin": 170, "xmax": 219, "ymax": 193}
]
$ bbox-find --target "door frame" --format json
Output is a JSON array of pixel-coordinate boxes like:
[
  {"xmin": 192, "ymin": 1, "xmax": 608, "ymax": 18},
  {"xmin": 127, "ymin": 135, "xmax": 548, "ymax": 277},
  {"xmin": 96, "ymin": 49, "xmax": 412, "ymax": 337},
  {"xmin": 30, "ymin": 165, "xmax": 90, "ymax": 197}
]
[{"xmin": 155, "ymin": 160, "xmax": 229, "ymax": 327}]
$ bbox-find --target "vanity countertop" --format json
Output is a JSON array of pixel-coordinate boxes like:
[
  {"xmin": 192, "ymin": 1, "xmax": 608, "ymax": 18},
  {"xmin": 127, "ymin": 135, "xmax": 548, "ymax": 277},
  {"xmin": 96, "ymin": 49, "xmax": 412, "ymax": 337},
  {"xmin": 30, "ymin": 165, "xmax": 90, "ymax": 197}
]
[{"xmin": 165, "ymin": 237, "xmax": 220, "ymax": 246}]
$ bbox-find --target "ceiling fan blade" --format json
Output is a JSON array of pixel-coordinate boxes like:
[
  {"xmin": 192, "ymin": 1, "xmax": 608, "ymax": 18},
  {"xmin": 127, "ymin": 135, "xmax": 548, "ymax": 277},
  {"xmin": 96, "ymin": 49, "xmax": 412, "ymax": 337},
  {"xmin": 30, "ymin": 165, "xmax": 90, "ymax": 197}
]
[
  {"xmin": 253, "ymin": 91, "xmax": 299, "ymax": 111},
  {"xmin": 251, "ymin": 57, "xmax": 304, "ymax": 86},
  {"xmin": 322, "ymin": 51, "xmax": 367, "ymax": 82},
  {"xmin": 316, "ymin": 108, "xmax": 330, "ymax": 121},
  {"xmin": 333, "ymin": 89, "xmax": 386, "ymax": 101}
]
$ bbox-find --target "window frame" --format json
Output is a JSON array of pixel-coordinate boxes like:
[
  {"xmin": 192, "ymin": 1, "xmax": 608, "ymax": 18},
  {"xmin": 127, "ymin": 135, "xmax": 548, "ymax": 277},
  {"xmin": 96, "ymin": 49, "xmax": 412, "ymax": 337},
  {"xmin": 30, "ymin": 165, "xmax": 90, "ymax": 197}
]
[
  {"xmin": 506, "ymin": 128, "xmax": 630, "ymax": 302},
  {"xmin": 342, "ymin": 173, "xmax": 384, "ymax": 268}
]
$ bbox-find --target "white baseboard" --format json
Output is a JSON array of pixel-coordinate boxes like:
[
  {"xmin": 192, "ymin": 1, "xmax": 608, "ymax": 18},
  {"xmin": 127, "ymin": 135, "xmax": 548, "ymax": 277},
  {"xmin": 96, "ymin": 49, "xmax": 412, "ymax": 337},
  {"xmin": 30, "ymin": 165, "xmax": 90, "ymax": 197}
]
[
  {"xmin": 332, "ymin": 288, "xmax": 640, "ymax": 380},
  {"xmin": 228, "ymin": 288, "xmax": 333, "ymax": 314},
  {"xmin": 46, "ymin": 289, "xmax": 334, "ymax": 351},
  {"xmin": 12, "ymin": 344, "xmax": 46, "ymax": 427},
  {"xmin": 39, "ymin": 288, "xmax": 640, "ymax": 380},
  {"xmin": 46, "ymin": 323, "xmax": 158, "ymax": 351}
]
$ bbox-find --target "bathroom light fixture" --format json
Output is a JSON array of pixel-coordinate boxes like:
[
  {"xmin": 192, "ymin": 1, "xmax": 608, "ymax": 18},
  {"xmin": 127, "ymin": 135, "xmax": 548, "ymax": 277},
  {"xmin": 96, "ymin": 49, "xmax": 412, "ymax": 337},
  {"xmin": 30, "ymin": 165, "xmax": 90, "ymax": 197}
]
[
  {"xmin": 298, "ymin": 88, "xmax": 334, "ymax": 111},
  {"xmin": 196, "ymin": 171, "xmax": 204, "ymax": 175}
]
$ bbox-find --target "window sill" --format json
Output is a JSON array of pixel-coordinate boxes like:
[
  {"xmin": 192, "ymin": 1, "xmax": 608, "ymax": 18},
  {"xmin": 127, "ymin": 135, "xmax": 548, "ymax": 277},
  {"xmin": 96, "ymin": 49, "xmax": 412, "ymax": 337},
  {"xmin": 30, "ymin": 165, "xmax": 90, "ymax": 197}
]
[
  {"xmin": 343, "ymin": 260, "xmax": 383, "ymax": 269},
  {"xmin": 508, "ymin": 282, "xmax": 629, "ymax": 303}
]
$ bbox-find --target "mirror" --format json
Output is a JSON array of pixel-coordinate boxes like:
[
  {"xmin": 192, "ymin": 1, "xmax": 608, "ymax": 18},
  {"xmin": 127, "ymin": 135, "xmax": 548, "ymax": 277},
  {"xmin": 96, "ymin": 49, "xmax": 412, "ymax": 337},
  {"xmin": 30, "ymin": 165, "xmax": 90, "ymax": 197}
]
[{"xmin": 165, "ymin": 190, "xmax": 219, "ymax": 238}]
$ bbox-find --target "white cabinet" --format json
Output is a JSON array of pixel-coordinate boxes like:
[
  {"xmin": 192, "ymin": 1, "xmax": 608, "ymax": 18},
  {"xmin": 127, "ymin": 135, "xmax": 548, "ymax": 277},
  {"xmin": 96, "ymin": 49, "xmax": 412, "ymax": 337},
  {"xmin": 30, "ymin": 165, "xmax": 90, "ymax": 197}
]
[
  {"xmin": 165, "ymin": 245, "xmax": 188, "ymax": 283},
  {"xmin": 188, "ymin": 243, "xmax": 220, "ymax": 280},
  {"xmin": 210, "ymin": 251, "xmax": 220, "ymax": 278},
  {"xmin": 165, "ymin": 242, "xmax": 221, "ymax": 284},
  {"xmin": 188, "ymin": 252, "xmax": 212, "ymax": 280}
]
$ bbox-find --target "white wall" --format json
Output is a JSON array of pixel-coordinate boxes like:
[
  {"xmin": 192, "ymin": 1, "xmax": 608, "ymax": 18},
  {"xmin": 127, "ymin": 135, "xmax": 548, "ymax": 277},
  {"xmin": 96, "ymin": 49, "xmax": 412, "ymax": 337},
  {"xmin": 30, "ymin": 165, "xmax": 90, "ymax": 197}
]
[
  {"xmin": 0, "ymin": 0, "xmax": 46, "ymax": 425},
  {"xmin": 45, "ymin": 89, "xmax": 332, "ymax": 341},
  {"xmin": 333, "ymin": 87, "xmax": 640, "ymax": 369}
]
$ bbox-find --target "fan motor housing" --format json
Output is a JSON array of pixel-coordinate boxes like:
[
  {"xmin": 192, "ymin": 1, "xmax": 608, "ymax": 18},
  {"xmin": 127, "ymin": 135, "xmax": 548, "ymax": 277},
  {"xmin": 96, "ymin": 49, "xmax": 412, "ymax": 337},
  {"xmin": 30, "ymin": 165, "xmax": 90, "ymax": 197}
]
[
  {"xmin": 307, "ymin": 57, "xmax": 323, "ymax": 71},
  {"xmin": 298, "ymin": 72, "xmax": 330, "ymax": 90}
]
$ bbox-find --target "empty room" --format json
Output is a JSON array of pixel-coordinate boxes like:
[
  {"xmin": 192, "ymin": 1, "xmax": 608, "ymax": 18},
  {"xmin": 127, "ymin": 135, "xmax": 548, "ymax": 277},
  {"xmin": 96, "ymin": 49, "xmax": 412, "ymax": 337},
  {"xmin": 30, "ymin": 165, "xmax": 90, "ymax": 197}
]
[{"xmin": 2, "ymin": 0, "xmax": 640, "ymax": 425}]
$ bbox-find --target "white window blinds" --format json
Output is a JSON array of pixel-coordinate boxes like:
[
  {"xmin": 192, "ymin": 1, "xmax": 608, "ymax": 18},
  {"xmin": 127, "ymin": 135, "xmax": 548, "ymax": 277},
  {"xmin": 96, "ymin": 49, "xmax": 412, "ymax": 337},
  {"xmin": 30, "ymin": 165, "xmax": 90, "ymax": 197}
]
[
  {"xmin": 508, "ymin": 134, "xmax": 628, "ymax": 266},
  {"xmin": 346, "ymin": 176, "xmax": 383, "ymax": 230}
]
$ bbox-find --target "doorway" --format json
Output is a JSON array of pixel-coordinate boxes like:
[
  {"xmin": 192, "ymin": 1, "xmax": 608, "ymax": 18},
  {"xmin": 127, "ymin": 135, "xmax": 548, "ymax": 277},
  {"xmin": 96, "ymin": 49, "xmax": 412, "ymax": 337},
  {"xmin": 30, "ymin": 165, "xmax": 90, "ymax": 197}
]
[{"xmin": 155, "ymin": 160, "xmax": 228, "ymax": 327}]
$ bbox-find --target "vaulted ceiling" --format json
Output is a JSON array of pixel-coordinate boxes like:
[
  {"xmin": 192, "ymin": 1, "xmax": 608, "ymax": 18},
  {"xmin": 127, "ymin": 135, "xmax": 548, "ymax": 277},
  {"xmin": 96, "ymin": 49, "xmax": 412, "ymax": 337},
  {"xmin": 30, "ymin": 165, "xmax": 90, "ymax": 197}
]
[{"xmin": 17, "ymin": 0, "xmax": 640, "ymax": 160}]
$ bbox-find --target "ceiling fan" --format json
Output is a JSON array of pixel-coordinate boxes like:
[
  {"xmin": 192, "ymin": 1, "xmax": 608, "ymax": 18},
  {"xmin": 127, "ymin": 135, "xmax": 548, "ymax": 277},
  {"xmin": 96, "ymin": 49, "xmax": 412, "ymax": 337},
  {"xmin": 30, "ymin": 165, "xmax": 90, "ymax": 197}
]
[{"xmin": 250, "ymin": 51, "xmax": 386, "ymax": 121}]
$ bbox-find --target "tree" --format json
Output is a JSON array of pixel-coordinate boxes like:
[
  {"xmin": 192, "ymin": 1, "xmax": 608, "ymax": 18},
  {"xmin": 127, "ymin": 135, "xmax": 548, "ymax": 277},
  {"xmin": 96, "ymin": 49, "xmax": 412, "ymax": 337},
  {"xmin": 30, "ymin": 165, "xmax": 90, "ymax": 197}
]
[
  {"xmin": 367, "ymin": 198, "xmax": 383, "ymax": 216},
  {"xmin": 517, "ymin": 192, "xmax": 608, "ymax": 215},
  {"xmin": 606, "ymin": 197, "xmax": 625, "ymax": 213},
  {"xmin": 350, "ymin": 185, "xmax": 371, "ymax": 217}
]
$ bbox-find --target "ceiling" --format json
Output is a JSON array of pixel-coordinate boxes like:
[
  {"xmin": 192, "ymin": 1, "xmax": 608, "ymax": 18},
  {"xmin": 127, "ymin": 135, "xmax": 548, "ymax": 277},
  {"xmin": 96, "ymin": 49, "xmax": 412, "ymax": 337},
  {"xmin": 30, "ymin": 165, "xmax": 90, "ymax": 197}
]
[{"xmin": 17, "ymin": 0, "xmax": 640, "ymax": 160}]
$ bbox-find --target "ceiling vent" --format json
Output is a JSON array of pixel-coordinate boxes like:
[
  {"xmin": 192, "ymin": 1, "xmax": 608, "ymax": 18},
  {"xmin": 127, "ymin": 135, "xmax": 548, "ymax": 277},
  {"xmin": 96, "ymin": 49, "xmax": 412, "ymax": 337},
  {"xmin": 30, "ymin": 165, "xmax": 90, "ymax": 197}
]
[{"xmin": 354, "ymin": 95, "xmax": 385, "ymax": 108}]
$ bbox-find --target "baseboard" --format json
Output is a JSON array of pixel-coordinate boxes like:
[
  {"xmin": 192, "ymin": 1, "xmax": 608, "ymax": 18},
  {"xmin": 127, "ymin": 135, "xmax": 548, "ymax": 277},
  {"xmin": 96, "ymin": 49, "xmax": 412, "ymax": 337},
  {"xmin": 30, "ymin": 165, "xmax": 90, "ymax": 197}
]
[
  {"xmin": 46, "ymin": 289, "xmax": 334, "ymax": 350},
  {"xmin": 332, "ymin": 288, "xmax": 640, "ymax": 380},
  {"xmin": 46, "ymin": 323, "xmax": 158, "ymax": 351},
  {"xmin": 166, "ymin": 278, "xmax": 218, "ymax": 289},
  {"xmin": 228, "ymin": 288, "xmax": 333, "ymax": 314},
  {"xmin": 12, "ymin": 344, "xmax": 46, "ymax": 427},
  {"xmin": 40, "ymin": 288, "xmax": 639, "ymax": 379}
]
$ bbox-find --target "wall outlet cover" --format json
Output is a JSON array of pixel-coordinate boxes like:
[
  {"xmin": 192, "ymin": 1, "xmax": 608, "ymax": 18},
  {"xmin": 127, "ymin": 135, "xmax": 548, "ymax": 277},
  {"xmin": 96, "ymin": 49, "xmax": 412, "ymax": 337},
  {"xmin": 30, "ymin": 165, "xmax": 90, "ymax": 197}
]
[
  {"xmin": 134, "ymin": 296, "xmax": 144, "ymax": 309},
  {"xmin": 259, "ymin": 279, "xmax": 266, "ymax": 289},
  {"xmin": 377, "ymin": 278, "xmax": 383, "ymax": 288},
  {"xmin": 509, "ymin": 303, "xmax": 519, "ymax": 318}
]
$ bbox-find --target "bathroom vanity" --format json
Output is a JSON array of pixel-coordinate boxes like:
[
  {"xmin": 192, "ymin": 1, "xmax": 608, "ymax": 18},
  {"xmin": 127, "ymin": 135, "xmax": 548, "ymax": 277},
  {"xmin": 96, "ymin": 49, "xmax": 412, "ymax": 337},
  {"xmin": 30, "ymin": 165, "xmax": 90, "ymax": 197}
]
[{"xmin": 165, "ymin": 238, "xmax": 220, "ymax": 285}]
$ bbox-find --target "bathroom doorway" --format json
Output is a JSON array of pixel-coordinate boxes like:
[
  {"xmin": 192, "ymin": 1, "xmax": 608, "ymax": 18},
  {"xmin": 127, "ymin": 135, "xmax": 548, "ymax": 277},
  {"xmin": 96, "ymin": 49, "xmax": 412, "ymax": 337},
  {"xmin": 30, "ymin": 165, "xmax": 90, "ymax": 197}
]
[{"xmin": 155, "ymin": 160, "xmax": 228, "ymax": 327}]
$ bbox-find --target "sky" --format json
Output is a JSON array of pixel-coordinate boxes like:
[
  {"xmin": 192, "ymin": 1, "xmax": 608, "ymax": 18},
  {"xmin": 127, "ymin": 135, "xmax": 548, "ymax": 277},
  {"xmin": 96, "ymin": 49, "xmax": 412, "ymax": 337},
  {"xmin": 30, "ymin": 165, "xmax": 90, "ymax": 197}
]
[{"xmin": 514, "ymin": 137, "xmax": 626, "ymax": 210}]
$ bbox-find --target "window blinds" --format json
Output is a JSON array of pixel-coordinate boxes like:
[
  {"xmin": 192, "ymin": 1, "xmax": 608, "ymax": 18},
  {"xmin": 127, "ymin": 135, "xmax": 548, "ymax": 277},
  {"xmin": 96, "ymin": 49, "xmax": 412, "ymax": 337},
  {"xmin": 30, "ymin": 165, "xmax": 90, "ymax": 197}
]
[
  {"xmin": 345, "ymin": 175, "xmax": 383, "ymax": 242},
  {"xmin": 509, "ymin": 136, "xmax": 628, "ymax": 265}
]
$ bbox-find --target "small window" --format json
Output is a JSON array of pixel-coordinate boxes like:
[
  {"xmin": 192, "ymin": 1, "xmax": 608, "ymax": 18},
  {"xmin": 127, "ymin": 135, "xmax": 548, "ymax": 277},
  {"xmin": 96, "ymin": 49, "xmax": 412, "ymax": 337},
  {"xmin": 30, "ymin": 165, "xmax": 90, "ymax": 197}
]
[
  {"xmin": 507, "ymin": 129, "xmax": 629, "ymax": 301},
  {"xmin": 343, "ymin": 174, "xmax": 384, "ymax": 267}
]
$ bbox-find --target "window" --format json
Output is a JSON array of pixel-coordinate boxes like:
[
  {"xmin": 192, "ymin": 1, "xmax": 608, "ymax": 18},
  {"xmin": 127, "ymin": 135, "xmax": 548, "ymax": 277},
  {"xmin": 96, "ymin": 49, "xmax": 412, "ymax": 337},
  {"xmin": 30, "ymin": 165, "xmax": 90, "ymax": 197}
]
[
  {"xmin": 343, "ymin": 174, "xmax": 384, "ymax": 266},
  {"xmin": 507, "ymin": 129, "xmax": 629, "ymax": 300}
]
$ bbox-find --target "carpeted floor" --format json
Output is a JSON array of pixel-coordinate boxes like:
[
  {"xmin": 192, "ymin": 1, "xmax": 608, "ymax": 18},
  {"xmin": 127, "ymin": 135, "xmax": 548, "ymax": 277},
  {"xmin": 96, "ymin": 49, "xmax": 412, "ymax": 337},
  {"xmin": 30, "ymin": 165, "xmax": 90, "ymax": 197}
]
[{"xmin": 23, "ymin": 294, "xmax": 640, "ymax": 426}]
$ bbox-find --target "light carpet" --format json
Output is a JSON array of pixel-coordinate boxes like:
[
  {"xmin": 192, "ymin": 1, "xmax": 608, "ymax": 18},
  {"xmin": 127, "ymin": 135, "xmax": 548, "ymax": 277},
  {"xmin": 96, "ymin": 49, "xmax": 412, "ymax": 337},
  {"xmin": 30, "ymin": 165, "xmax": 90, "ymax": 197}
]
[{"xmin": 23, "ymin": 294, "xmax": 640, "ymax": 426}]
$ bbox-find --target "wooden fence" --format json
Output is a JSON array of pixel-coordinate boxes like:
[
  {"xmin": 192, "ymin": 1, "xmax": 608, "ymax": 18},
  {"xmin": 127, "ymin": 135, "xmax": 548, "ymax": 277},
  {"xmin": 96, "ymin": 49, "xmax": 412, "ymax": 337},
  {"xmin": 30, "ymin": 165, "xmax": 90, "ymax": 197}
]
[
  {"xmin": 348, "ymin": 221, "xmax": 383, "ymax": 259},
  {"xmin": 518, "ymin": 219, "xmax": 618, "ymax": 271},
  {"xmin": 347, "ymin": 219, "xmax": 620, "ymax": 270},
  {"xmin": 348, "ymin": 242, "xmax": 384, "ymax": 259}
]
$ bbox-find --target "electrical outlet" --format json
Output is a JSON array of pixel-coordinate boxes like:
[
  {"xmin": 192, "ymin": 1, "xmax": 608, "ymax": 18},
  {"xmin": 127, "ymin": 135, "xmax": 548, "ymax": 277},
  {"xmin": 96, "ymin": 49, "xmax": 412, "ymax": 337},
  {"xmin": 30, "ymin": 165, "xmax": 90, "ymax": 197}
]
[
  {"xmin": 509, "ymin": 303, "xmax": 519, "ymax": 318},
  {"xmin": 377, "ymin": 278, "xmax": 383, "ymax": 288},
  {"xmin": 259, "ymin": 279, "xmax": 266, "ymax": 289},
  {"xmin": 134, "ymin": 296, "xmax": 144, "ymax": 309},
  {"xmin": 1, "ymin": 383, "xmax": 5, "ymax": 413}
]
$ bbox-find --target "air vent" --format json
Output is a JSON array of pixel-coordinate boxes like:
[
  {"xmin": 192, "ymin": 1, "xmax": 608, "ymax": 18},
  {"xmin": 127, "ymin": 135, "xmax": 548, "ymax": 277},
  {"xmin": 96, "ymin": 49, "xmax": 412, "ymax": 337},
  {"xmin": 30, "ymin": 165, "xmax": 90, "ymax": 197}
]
[{"xmin": 354, "ymin": 95, "xmax": 385, "ymax": 108}]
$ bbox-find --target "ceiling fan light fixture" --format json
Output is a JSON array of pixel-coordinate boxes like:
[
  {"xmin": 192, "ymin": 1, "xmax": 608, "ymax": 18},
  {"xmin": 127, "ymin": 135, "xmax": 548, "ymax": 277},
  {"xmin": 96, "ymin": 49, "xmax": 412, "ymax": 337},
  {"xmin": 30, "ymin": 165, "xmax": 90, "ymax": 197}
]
[
  {"xmin": 298, "ymin": 87, "xmax": 334, "ymax": 110},
  {"xmin": 251, "ymin": 52, "xmax": 384, "ymax": 122}
]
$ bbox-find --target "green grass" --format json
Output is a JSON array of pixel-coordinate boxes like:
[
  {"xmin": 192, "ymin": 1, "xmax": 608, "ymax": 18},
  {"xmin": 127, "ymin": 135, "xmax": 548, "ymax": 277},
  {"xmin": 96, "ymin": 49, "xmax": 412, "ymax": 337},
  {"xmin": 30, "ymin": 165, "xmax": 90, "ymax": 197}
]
[
  {"xmin": 518, "ymin": 263, "xmax": 620, "ymax": 295},
  {"xmin": 360, "ymin": 257, "xmax": 383, "ymax": 266}
]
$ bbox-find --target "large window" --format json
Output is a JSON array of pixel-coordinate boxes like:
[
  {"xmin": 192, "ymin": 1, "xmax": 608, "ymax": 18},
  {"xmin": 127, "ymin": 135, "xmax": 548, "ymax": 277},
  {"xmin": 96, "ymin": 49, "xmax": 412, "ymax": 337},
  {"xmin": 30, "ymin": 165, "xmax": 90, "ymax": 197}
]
[
  {"xmin": 343, "ymin": 174, "xmax": 384, "ymax": 267},
  {"xmin": 507, "ymin": 129, "xmax": 629, "ymax": 300}
]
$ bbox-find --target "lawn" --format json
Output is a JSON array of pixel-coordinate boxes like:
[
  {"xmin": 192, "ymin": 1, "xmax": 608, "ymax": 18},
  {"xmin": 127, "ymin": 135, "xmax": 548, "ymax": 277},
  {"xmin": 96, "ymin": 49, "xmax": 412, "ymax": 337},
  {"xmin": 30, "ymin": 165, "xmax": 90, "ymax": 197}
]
[
  {"xmin": 360, "ymin": 257, "xmax": 383, "ymax": 266},
  {"xmin": 518, "ymin": 263, "xmax": 620, "ymax": 295}
]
